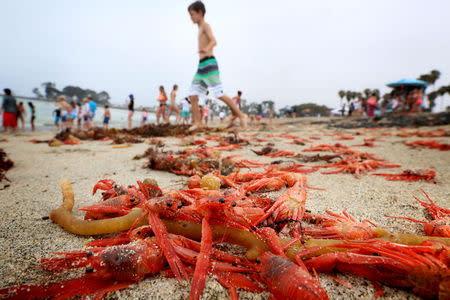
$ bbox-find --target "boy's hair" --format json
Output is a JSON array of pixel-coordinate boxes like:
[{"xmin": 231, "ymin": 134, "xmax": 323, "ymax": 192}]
[
  {"xmin": 188, "ymin": 1, "xmax": 206, "ymax": 16},
  {"xmin": 173, "ymin": 84, "xmax": 178, "ymax": 90},
  {"xmin": 105, "ymin": 105, "xmax": 109, "ymax": 108},
  {"xmin": 238, "ymin": 91, "xmax": 242, "ymax": 96},
  {"xmin": 4, "ymin": 88, "xmax": 11, "ymax": 95}
]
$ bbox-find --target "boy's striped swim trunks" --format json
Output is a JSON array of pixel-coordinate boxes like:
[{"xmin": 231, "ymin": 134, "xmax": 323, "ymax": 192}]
[{"xmin": 189, "ymin": 56, "xmax": 224, "ymax": 98}]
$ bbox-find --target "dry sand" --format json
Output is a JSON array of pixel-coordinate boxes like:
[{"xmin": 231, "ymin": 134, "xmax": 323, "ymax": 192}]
[{"xmin": 0, "ymin": 119, "xmax": 449, "ymax": 299}]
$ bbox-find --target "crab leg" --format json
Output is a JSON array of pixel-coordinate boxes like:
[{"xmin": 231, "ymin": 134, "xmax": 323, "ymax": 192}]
[{"xmin": 51, "ymin": 180, "xmax": 450, "ymax": 261}]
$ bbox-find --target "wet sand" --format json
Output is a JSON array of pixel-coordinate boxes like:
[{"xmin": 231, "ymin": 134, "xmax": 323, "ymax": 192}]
[{"xmin": 0, "ymin": 119, "xmax": 449, "ymax": 299}]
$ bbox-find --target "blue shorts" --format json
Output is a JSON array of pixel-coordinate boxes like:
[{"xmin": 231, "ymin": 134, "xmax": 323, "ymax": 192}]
[
  {"xmin": 103, "ymin": 117, "xmax": 110, "ymax": 124},
  {"xmin": 143, "ymin": 116, "xmax": 148, "ymax": 121},
  {"xmin": 70, "ymin": 113, "xmax": 76, "ymax": 119},
  {"xmin": 181, "ymin": 110, "xmax": 189, "ymax": 118},
  {"xmin": 61, "ymin": 115, "xmax": 67, "ymax": 122},
  {"xmin": 54, "ymin": 117, "xmax": 60, "ymax": 124}
]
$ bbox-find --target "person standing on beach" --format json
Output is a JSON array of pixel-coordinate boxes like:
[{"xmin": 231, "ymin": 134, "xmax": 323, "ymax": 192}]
[
  {"xmin": 57, "ymin": 96, "xmax": 71, "ymax": 130},
  {"xmin": 68, "ymin": 101, "xmax": 78, "ymax": 129},
  {"xmin": 76, "ymin": 102, "xmax": 82, "ymax": 129},
  {"xmin": 53, "ymin": 107, "xmax": 61, "ymax": 129},
  {"xmin": 82, "ymin": 98, "xmax": 92, "ymax": 129},
  {"xmin": 103, "ymin": 105, "xmax": 111, "ymax": 129},
  {"xmin": 187, "ymin": 1, "xmax": 247, "ymax": 131},
  {"xmin": 180, "ymin": 97, "xmax": 191, "ymax": 125},
  {"xmin": 128, "ymin": 94, "xmax": 134, "ymax": 129},
  {"xmin": 367, "ymin": 93, "xmax": 378, "ymax": 117},
  {"xmin": 156, "ymin": 86, "xmax": 168, "ymax": 124},
  {"xmin": 167, "ymin": 84, "xmax": 181, "ymax": 124},
  {"xmin": 232, "ymin": 91, "xmax": 242, "ymax": 109},
  {"xmin": 27, "ymin": 102, "xmax": 36, "ymax": 131},
  {"xmin": 16, "ymin": 102, "xmax": 26, "ymax": 130},
  {"xmin": 141, "ymin": 108, "xmax": 148, "ymax": 126},
  {"xmin": 88, "ymin": 97, "xmax": 97, "ymax": 123},
  {"xmin": 1, "ymin": 88, "xmax": 18, "ymax": 133}
]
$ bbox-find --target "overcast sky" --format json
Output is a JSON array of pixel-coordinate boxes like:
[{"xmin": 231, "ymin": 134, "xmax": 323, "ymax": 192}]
[{"xmin": 1, "ymin": 0, "xmax": 449, "ymax": 109}]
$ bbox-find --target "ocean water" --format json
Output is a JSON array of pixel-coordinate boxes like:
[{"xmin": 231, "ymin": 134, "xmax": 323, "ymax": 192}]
[{"xmin": 2, "ymin": 99, "xmax": 171, "ymax": 130}]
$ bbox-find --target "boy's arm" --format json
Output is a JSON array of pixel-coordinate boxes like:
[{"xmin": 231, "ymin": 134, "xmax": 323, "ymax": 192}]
[{"xmin": 201, "ymin": 23, "xmax": 217, "ymax": 53}]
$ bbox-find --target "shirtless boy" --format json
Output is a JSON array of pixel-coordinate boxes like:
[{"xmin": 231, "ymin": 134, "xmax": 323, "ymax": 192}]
[{"xmin": 187, "ymin": 1, "xmax": 247, "ymax": 131}]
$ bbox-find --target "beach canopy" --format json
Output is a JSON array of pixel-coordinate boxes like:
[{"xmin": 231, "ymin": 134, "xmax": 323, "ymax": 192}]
[{"xmin": 386, "ymin": 78, "xmax": 430, "ymax": 88}]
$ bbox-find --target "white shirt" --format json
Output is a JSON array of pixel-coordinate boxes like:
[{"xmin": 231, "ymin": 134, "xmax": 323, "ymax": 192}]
[
  {"xmin": 82, "ymin": 103, "xmax": 91, "ymax": 116},
  {"xmin": 182, "ymin": 100, "xmax": 190, "ymax": 112}
]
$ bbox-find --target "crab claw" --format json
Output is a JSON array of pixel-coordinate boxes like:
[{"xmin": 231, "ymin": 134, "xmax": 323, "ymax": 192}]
[{"xmin": 92, "ymin": 179, "xmax": 115, "ymax": 195}]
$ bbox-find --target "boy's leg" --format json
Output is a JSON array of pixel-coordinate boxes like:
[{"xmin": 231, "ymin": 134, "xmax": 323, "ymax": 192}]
[
  {"xmin": 188, "ymin": 95, "xmax": 203, "ymax": 131},
  {"xmin": 217, "ymin": 95, "xmax": 248, "ymax": 128}
]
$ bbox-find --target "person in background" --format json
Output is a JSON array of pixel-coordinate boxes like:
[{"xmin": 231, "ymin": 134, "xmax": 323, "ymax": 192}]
[
  {"xmin": 88, "ymin": 97, "xmax": 97, "ymax": 123},
  {"xmin": 232, "ymin": 90, "xmax": 242, "ymax": 109},
  {"xmin": 348, "ymin": 101, "xmax": 355, "ymax": 117},
  {"xmin": 27, "ymin": 102, "xmax": 36, "ymax": 131},
  {"xmin": 1, "ymin": 88, "xmax": 18, "ymax": 133},
  {"xmin": 219, "ymin": 111, "xmax": 226, "ymax": 123},
  {"xmin": 202, "ymin": 104, "xmax": 209, "ymax": 125},
  {"xmin": 82, "ymin": 98, "xmax": 92, "ymax": 129},
  {"xmin": 340, "ymin": 102, "xmax": 346, "ymax": 117},
  {"xmin": 412, "ymin": 88, "xmax": 424, "ymax": 113},
  {"xmin": 57, "ymin": 96, "xmax": 71, "ymax": 130},
  {"xmin": 156, "ymin": 86, "xmax": 168, "ymax": 124},
  {"xmin": 103, "ymin": 105, "xmax": 111, "ymax": 129},
  {"xmin": 180, "ymin": 97, "xmax": 191, "ymax": 125},
  {"xmin": 366, "ymin": 93, "xmax": 378, "ymax": 117},
  {"xmin": 76, "ymin": 102, "xmax": 82, "ymax": 129},
  {"xmin": 16, "ymin": 102, "xmax": 26, "ymax": 130},
  {"xmin": 128, "ymin": 94, "xmax": 134, "ymax": 129},
  {"xmin": 167, "ymin": 84, "xmax": 181, "ymax": 124},
  {"xmin": 68, "ymin": 101, "xmax": 78, "ymax": 129},
  {"xmin": 53, "ymin": 107, "xmax": 61, "ymax": 129},
  {"xmin": 141, "ymin": 108, "xmax": 148, "ymax": 126}
]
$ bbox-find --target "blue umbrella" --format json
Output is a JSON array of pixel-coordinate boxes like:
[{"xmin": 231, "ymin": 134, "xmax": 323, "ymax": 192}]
[{"xmin": 386, "ymin": 78, "xmax": 430, "ymax": 88}]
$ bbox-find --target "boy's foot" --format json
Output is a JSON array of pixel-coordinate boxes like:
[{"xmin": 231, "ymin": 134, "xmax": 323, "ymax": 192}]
[
  {"xmin": 239, "ymin": 114, "xmax": 248, "ymax": 129},
  {"xmin": 188, "ymin": 124, "xmax": 204, "ymax": 132},
  {"xmin": 226, "ymin": 115, "xmax": 237, "ymax": 128}
]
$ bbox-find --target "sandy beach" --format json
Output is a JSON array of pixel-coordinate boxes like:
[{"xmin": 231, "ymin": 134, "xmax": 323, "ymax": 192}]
[{"xmin": 0, "ymin": 119, "xmax": 449, "ymax": 299}]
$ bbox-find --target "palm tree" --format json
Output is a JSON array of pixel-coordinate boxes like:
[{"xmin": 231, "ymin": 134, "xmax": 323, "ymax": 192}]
[
  {"xmin": 345, "ymin": 90, "xmax": 353, "ymax": 102},
  {"xmin": 338, "ymin": 90, "xmax": 346, "ymax": 101},
  {"xmin": 430, "ymin": 70, "xmax": 441, "ymax": 84}
]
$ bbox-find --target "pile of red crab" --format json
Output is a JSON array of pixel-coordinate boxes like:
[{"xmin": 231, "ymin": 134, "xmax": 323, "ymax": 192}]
[
  {"xmin": 1, "ymin": 128, "xmax": 449, "ymax": 300},
  {"xmin": 1, "ymin": 170, "xmax": 449, "ymax": 299}
]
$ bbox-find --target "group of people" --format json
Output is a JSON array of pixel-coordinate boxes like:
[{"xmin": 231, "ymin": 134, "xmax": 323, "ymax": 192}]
[
  {"xmin": 342, "ymin": 88, "xmax": 425, "ymax": 118},
  {"xmin": 1, "ymin": 88, "xmax": 36, "ymax": 133},
  {"xmin": 122, "ymin": 84, "xmax": 244, "ymax": 129},
  {"xmin": 53, "ymin": 96, "xmax": 97, "ymax": 130}
]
